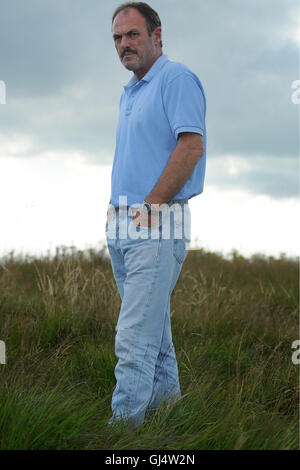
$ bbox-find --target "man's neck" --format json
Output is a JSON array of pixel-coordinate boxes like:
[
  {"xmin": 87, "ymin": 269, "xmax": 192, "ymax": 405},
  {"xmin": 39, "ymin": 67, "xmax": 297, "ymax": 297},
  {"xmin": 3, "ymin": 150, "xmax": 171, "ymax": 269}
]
[{"xmin": 134, "ymin": 51, "xmax": 163, "ymax": 81}]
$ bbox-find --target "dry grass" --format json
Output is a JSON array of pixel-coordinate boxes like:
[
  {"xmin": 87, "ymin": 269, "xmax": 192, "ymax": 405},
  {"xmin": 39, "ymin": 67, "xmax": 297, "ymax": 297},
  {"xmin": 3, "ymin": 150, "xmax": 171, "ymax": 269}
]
[{"xmin": 0, "ymin": 245, "xmax": 298, "ymax": 449}]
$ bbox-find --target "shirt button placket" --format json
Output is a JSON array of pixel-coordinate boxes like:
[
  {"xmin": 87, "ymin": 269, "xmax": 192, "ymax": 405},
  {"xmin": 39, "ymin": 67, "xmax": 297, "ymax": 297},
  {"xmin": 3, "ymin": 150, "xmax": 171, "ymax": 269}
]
[{"xmin": 125, "ymin": 87, "xmax": 138, "ymax": 116}]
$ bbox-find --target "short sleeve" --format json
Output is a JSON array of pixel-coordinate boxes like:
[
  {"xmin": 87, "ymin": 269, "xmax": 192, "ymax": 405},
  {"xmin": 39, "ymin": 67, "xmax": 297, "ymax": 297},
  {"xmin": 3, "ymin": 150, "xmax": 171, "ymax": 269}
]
[{"xmin": 163, "ymin": 72, "xmax": 206, "ymax": 140}]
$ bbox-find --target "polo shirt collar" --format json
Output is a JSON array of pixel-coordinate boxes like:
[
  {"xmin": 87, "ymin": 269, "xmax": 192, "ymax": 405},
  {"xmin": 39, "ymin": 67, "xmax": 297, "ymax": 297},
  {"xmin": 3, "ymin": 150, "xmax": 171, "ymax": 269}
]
[{"xmin": 124, "ymin": 53, "xmax": 169, "ymax": 89}]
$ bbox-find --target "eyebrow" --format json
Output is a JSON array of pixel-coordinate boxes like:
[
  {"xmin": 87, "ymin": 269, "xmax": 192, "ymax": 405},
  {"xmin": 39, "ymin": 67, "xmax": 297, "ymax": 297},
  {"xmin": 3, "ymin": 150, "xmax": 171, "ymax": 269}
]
[{"xmin": 113, "ymin": 29, "xmax": 139, "ymax": 40}]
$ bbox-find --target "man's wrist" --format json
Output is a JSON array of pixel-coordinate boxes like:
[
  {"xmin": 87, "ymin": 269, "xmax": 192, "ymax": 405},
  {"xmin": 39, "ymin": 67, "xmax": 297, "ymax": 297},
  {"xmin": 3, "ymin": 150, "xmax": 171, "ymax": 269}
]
[{"xmin": 143, "ymin": 199, "xmax": 160, "ymax": 214}]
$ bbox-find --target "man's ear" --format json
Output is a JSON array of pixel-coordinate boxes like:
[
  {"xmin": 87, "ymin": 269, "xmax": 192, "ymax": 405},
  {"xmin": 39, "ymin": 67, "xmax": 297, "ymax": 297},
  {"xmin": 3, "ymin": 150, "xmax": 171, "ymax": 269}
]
[{"xmin": 153, "ymin": 26, "xmax": 162, "ymax": 46}]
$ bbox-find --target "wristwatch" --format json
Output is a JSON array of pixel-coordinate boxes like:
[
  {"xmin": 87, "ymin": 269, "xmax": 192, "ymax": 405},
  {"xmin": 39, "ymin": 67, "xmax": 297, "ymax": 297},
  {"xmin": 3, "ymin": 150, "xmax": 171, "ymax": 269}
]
[{"xmin": 142, "ymin": 200, "xmax": 152, "ymax": 214}]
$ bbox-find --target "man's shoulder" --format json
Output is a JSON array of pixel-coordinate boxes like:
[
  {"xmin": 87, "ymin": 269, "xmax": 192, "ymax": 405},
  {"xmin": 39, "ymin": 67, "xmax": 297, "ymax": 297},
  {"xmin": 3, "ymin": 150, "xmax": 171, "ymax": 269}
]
[{"xmin": 161, "ymin": 58, "xmax": 201, "ymax": 87}]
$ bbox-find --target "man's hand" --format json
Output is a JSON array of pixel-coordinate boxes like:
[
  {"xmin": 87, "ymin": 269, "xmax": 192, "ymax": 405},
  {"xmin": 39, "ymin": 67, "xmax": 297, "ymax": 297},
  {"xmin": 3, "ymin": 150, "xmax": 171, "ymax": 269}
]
[{"xmin": 131, "ymin": 205, "xmax": 160, "ymax": 228}]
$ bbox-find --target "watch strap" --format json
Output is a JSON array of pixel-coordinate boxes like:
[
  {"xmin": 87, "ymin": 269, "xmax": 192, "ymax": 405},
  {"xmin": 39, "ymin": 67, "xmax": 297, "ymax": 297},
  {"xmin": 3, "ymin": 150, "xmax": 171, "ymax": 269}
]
[{"xmin": 142, "ymin": 200, "xmax": 152, "ymax": 214}]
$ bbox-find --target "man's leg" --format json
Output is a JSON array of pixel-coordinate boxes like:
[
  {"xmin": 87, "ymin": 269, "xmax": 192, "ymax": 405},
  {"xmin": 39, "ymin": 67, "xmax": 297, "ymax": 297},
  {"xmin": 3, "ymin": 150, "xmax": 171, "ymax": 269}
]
[
  {"xmin": 148, "ymin": 234, "xmax": 189, "ymax": 411},
  {"xmin": 147, "ymin": 298, "xmax": 180, "ymax": 411},
  {"xmin": 107, "ymin": 241, "xmax": 126, "ymax": 300},
  {"xmin": 109, "ymin": 203, "xmax": 190, "ymax": 429},
  {"xmin": 110, "ymin": 228, "xmax": 170, "ymax": 428}
]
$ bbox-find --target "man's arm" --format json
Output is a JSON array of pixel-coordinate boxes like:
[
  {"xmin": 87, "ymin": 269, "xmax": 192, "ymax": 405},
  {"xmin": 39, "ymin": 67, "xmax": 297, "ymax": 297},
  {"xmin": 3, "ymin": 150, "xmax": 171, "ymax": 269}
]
[{"xmin": 145, "ymin": 132, "xmax": 204, "ymax": 206}]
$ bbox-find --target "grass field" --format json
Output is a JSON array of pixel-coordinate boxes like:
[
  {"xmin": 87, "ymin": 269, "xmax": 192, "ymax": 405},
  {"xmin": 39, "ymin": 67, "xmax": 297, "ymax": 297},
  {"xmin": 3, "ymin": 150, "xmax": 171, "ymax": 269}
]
[{"xmin": 0, "ymin": 246, "xmax": 299, "ymax": 450}]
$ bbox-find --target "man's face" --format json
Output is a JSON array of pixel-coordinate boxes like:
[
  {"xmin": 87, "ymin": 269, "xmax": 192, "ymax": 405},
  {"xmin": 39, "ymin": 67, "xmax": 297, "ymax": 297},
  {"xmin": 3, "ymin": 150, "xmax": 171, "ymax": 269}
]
[{"xmin": 112, "ymin": 8, "xmax": 161, "ymax": 78}]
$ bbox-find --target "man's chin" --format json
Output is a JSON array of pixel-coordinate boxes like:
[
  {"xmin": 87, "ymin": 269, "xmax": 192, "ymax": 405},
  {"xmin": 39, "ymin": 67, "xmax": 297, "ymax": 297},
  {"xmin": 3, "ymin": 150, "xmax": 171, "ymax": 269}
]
[
  {"xmin": 122, "ymin": 60, "xmax": 139, "ymax": 71},
  {"xmin": 122, "ymin": 55, "xmax": 139, "ymax": 66},
  {"xmin": 124, "ymin": 65, "xmax": 138, "ymax": 72}
]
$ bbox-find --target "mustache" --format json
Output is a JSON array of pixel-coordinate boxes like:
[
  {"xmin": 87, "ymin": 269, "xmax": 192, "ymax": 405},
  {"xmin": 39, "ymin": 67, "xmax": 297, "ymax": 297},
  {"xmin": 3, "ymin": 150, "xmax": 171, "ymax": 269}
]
[{"xmin": 121, "ymin": 49, "xmax": 137, "ymax": 59}]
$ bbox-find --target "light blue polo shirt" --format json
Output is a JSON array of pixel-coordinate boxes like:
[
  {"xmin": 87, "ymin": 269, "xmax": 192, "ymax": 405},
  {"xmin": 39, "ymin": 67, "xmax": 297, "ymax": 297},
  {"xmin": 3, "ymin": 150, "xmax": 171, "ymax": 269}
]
[{"xmin": 110, "ymin": 53, "xmax": 206, "ymax": 208}]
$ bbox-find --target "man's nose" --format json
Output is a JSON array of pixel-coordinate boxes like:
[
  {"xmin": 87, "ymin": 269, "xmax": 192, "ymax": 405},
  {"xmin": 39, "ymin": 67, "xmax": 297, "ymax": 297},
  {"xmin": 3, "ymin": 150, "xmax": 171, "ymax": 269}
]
[{"xmin": 120, "ymin": 35, "xmax": 130, "ymax": 49}]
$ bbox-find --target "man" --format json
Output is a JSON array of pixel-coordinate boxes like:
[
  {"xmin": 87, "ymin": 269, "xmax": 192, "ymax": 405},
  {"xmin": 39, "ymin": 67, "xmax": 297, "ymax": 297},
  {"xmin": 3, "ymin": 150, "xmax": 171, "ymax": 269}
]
[{"xmin": 106, "ymin": 2, "xmax": 206, "ymax": 429}]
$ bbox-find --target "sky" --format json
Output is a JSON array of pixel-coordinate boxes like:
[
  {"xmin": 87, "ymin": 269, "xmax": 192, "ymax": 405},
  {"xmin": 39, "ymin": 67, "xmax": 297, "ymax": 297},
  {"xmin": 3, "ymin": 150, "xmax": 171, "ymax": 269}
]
[{"xmin": 0, "ymin": 0, "xmax": 299, "ymax": 260}]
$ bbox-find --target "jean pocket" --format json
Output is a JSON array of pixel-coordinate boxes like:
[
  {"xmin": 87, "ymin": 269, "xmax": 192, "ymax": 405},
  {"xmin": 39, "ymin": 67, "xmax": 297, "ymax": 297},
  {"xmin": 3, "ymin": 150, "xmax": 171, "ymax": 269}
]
[{"xmin": 173, "ymin": 238, "xmax": 186, "ymax": 264}]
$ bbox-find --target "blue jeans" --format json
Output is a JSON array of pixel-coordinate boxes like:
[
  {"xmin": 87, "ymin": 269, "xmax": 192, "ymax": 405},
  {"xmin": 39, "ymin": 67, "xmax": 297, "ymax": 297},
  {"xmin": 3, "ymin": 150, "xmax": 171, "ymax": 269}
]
[{"xmin": 105, "ymin": 198, "xmax": 191, "ymax": 429}]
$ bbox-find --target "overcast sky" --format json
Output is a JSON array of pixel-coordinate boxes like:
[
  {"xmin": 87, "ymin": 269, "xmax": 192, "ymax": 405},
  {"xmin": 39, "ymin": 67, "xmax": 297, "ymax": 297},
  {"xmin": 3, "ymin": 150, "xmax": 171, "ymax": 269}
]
[{"xmin": 0, "ymin": 0, "xmax": 299, "ymax": 258}]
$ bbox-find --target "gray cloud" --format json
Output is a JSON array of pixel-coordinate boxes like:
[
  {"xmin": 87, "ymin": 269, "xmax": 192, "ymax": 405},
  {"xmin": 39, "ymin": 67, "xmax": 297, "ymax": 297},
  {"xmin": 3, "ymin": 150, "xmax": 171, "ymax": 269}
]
[
  {"xmin": 0, "ymin": 0, "xmax": 299, "ymax": 196},
  {"xmin": 207, "ymin": 155, "xmax": 299, "ymax": 199}
]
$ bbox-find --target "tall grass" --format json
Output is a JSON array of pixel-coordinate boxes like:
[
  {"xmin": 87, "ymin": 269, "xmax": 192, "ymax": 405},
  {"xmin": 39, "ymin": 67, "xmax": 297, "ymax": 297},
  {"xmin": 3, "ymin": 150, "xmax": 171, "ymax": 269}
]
[{"xmin": 0, "ymin": 246, "xmax": 298, "ymax": 449}]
